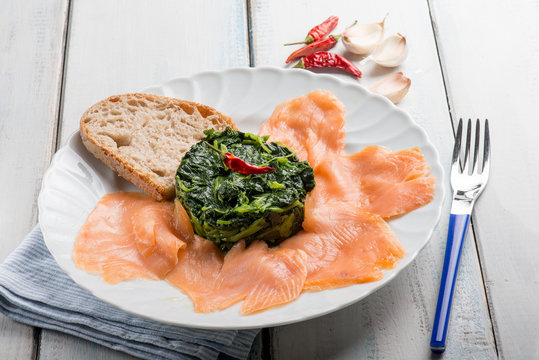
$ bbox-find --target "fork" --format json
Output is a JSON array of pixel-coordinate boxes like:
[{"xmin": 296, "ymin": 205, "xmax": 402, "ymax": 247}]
[{"xmin": 430, "ymin": 119, "xmax": 490, "ymax": 353}]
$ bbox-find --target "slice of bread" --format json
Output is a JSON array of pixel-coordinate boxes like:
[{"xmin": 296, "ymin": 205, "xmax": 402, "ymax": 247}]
[{"xmin": 80, "ymin": 93, "xmax": 236, "ymax": 201}]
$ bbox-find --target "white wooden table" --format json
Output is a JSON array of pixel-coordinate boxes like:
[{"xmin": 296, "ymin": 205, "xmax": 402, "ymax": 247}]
[{"xmin": 2, "ymin": 0, "xmax": 537, "ymax": 359}]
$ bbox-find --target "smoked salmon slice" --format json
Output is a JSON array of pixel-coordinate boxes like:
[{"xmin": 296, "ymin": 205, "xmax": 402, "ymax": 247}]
[
  {"xmin": 238, "ymin": 243, "xmax": 308, "ymax": 315},
  {"xmin": 281, "ymin": 199, "xmax": 405, "ymax": 290},
  {"xmin": 310, "ymin": 146, "xmax": 435, "ymax": 219},
  {"xmin": 73, "ymin": 192, "xmax": 192, "ymax": 283},
  {"xmin": 259, "ymin": 90, "xmax": 347, "ymax": 167},
  {"xmin": 168, "ymin": 240, "xmax": 308, "ymax": 315},
  {"xmin": 165, "ymin": 235, "xmax": 224, "ymax": 309}
]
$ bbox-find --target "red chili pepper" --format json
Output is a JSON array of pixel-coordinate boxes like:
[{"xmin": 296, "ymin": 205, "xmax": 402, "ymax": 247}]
[
  {"xmin": 222, "ymin": 153, "xmax": 275, "ymax": 175},
  {"xmin": 204, "ymin": 142, "xmax": 275, "ymax": 175},
  {"xmin": 293, "ymin": 51, "xmax": 362, "ymax": 78},
  {"xmin": 285, "ymin": 35, "xmax": 341, "ymax": 64},
  {"xmin": 284, "ymin": 16, "xmax": 339, "ymax": 46}
]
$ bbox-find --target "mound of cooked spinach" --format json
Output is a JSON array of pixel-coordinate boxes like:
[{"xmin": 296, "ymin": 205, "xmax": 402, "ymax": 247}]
[{"xmin": 175, "ymin": 127, "xmax": 315, "ymax": 251}]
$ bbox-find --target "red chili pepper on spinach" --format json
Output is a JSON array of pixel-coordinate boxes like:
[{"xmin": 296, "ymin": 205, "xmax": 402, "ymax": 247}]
[
  {"xmin": 204, "ymin": 142, "xmax": 275, "ymax": 175},
  {"xmin": 284, "ymin": 16, "xmax": 339, "ymax": 46},
  {"xmin": 286, "ymin": 35, "xmax": 341, "ymax": 64},
  {"xmin": 293, "ymin": 51, "xmax": 362, "ymax": 78}
]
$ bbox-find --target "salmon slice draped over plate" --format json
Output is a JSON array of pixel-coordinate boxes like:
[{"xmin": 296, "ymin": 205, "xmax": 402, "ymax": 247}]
[
  {"xmin": 258, "ymin": 90, "xmax": 347, "ymax": 167},
  {"xmin": 73, "ymin": 192, "xmax": 192, "ymax": 283},
  {"xmin": 280, "ymin": 199, "xmax": 405, "ymax": 290},
  {"xmin": 310, "ymin": 146, "xmax": 436, "ymax": 219},
  {"xmin": 167, "ymin": 240, "xmax": 308, "ymax": 315}
]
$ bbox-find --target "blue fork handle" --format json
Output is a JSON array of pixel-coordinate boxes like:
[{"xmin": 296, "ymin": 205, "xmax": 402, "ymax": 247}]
[{"xmin": 430, "ymin": 213, "xmax": 471, "ymax": 353}]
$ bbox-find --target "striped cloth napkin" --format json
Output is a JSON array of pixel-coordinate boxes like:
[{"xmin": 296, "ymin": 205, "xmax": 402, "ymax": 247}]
[{"xmin": 0, "ymin": 226, "xmax": 259, "ymax": 360}]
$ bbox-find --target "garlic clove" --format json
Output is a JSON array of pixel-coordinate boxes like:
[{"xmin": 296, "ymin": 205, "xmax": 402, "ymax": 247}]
[
  {"xmin": 371, "ymin": 33, "xmax": 407, "ymax": 67},
  {"xmin": 369, "ymin": 72, "xmax": 411, "ymax": 104},
  {"xmin": 342, "ymin": 17, "xmax": 386, "ymax": 55}
]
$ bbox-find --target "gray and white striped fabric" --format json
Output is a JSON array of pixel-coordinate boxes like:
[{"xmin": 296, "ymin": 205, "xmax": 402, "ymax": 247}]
[{"xmin": 0, "ymin": 226, "xmax": 259, "ymax": 360}]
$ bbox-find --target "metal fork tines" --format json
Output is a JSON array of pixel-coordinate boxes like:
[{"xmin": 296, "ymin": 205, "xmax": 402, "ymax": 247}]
[{"xmin": 450, "ymin": 118, "xmax": 490, "ymax": 215}]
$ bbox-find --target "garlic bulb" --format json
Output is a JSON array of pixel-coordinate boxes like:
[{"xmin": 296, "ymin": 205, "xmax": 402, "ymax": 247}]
[
  {"xmin": 369, "ymin": 72, "xmax": 411, "ymax": 104},
  {"xmin": 342, "ymin": 17, "xmax": 386, "ymax": 55},
  {"xmin": 371, "ymin": 33, "xmax": 407, "ymax": 67}
]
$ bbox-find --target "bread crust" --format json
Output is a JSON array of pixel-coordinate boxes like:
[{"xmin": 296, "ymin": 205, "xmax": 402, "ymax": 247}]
[{"xmin": 80, "ymin": 93, "xmax": 236, "ymax": 201}]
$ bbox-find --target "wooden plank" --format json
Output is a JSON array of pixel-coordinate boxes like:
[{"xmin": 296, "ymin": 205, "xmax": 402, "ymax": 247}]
[
  {"xmin": 40, "ymin": 0, "xmax": 251, "ymax": 358},
  {"xmin": 247, "ymin": 331, "xmax": 264, "ymax": 360},
  {"xmin": 0, "ymin": 0, "xmax": 68, "ymax": 273},
  {"xmin": 57, "ymin": 0, "xmax": 250, "ymax": 145},
  {"xmin": 0, "ymin": 0, "xmax": 69, "ymax": 358},
  {"xmin": 429, "ymin": 0, "xmax": 539, "ymax": 357},
  {"xmin": 0, "ymin": 319, "xmax": 37, "ymax": 360},
  {"xmin": 250, "ymin": 0, "xmax": 498, "ymax": 358},
  {"xmin": 39, "ymin": 331, "xmax": 135, "ymax": 360}
]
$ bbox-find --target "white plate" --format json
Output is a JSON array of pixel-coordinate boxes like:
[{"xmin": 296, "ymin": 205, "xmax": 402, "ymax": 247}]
[{"xmin": 38, "ymin": 66, "xmax": 445, "ymax": 329}]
